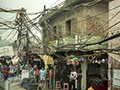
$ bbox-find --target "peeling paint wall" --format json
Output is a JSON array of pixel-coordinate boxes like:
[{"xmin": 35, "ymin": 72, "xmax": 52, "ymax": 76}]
[
  {"xmin": 81, "ymin": 58, "xmax": 87, "ymax": 90},
  {"xmin": 43, "ymin": 2, "xmax": 108, "ymax": 42},
  {"xmin": 42, "ymin": 2, "xmax": 109, "ymax": 89},
  {"xmin": 109, "ymin": 0, "xmax": 120, "ymax": 90}
]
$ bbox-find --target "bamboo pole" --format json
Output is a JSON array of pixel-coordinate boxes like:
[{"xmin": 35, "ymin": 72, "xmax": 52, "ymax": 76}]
[
  {"xmin": 53, "ymin": 66, "xmax": 56, "ymax": 90},
  {"xmin": 49, "ymin": 70, "xmax": 52, "ymax": 90},
  {"xmin": 44, "ymin": 64, "xmax": 47, "ymax": 90}
]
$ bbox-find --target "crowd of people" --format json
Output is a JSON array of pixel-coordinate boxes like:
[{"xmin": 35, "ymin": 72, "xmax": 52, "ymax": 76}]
[
  {"xmin": 0, "ymin": 61, "xmax": 82, "ymax": 90},
  {"xmin": 0, "ymin": 62, "xmax": 54, "ymax": 83}
]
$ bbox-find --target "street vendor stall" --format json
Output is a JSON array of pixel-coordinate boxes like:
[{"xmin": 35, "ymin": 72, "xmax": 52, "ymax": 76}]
[{"xmin": 87, "ymin": 56, "xmax": 108, "ymax": 90}]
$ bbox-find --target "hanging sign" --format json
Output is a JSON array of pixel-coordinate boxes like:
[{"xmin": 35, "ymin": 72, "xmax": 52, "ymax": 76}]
[
  {"xmin": 22, "ymin": 70, "xmax": 29, "ymax": 80},
  {"xmin": 12, "ymin": 57, "xmax": 19, "ymax": 66},
  {"xmin": 0, "ymin": 46, "xmax": 14, "ymax": 57},
  {"xmin": 113, "ymin": 69, "xmax": 120, "ymax": 88},
  {"xmin": 39, "ymin": 55, "xmax": 54, "ymax": 64},
  {"xmin": 108, "ymin": 53, "xmax": 120, "ymax": 62}
]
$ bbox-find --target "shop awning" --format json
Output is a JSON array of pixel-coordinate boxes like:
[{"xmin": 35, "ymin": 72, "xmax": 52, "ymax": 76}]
[
  {"xmin": 39, "ymin": 55, "xmax": 54, "ymax": 64},
  {"xmin": 108, "ymin": 53, "xmax": 120, "ymax": 62}
]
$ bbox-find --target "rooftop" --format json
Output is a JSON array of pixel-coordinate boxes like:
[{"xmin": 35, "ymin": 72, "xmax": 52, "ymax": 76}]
[{"xmin": 39, "ymin": 0, "xmax": 112, "ymax": 26}]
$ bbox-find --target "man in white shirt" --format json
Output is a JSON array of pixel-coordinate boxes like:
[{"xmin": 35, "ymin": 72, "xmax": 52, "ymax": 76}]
[
  {"xmin": 9, "ymin": 65, "xmax": 17, "ymax": 82},
  {"xmin": 69, "ymin": 68, "xmax": 77, "ymax": 90}
]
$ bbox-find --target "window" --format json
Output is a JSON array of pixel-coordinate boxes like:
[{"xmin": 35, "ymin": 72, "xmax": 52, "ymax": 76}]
[{"xmin": 66, "ymin": 20, "xmax": 71, "ymax": 36}]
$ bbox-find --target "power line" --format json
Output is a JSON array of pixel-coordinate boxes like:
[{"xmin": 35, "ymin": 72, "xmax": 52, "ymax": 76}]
[
  {"xmin": 0, "ymin": 7, "xmax": 22, "ymax": 13},
  {"xmin": 23, "ymin": 12, "xmax": 43, "ymax": 34},
  {"xmin": 8, "ymin": 30, "xmax": 17, "ymax": 41},
  {"xmin": 53, "ymin": 20, "xmax": 120, "ymax": 49},
  {"xmin": 82, "ymin": 10, "xmax": 120, "ymax": 45},
  {"xmin": 42, "ymin": 4, "xmax": 120, "ymax": 49},
  {"xmin": 48, "ymin": 0, "xmax": 60, "ymax": 8},
  {"xmin": 3, "ymin": 30, "xmax": 14, "ymax": 40}
]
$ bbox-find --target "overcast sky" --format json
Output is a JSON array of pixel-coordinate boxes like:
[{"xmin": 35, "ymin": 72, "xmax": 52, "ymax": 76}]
[{"xmin": 0, "ymin": 0, "xmax": 65, "ymax": 41}]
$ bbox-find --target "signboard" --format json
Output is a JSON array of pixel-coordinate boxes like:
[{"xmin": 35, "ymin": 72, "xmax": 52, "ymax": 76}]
[
  {"xmin": 58, "ymin": 35, "xmax": 108, "ymax": 50},
  {"xmin": 39, "ymin": 55, "xmax": 54, "ymax": 64},
  {"xmin": 30, "ymin": 47, "xmax": 40, "ymax": 54},
  {"xmin": 22, "ymin": 70, "xmax": 29, "ymax": 80},
  {"xmin": 12, "ymin": 58, "xmax": 19, "ymax": 65},
  {"xmin": 113, "ymin": 69, "xmax": 120, "ymax": 88},
  {"xmin": 59, "ymin": 35, "xmax": 75, "ymax": 46},
  {"xmin": 48, "ymin": 40, "xmax": 58, "ymax": 53},
  {"xmin": 108, "ymin": 53, "xmax": 120, "ymax": 62},
  {"xmin": 34, "ymin": 59, "xmax": 40, "ymax": 61},
  {"xmin": 0, "ymin": 46, "xmax": 14, "ymax": 57}
]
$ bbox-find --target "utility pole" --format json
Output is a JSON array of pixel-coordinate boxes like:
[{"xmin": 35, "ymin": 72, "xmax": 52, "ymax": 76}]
[
  {"xmin": 49, "ymin": 70, "xmax": 52, "ymax": 90},
  {"xmin": 53, "ymin": 66, "xmax": 56, "ymax": 90},
  {"xmin": 43, "ymin": 5, "xmax": 48, "ymax": 90},
  {"xmin": 43, "ymin": 5, "xmax": 46, "ymax": 54},
  {"xmin": 26, "ymin": 25, "xmax": 29, "ymax": 69},
  {"xmin": 20, "ymin": 8, "xmax": 29, "ymax": 69},
  {"xmin": 16, "ymin": 11, "xmax": 22, "ymax": 81},
  {"xmin": 44, "ymin": 5, "xmax": 46, "ymax": 15}
]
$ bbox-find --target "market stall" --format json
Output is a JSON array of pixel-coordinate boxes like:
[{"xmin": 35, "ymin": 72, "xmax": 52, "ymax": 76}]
[{"xmin": 87, "ymin": 56, "xmax": 108, "ymax": 90}]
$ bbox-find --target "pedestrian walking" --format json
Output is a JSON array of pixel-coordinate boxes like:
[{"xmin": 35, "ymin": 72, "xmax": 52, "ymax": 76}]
[
  {"xmin": 20, "ymin": 63, "xmax": 23, "ymax": 74},
  {"xmin": 9, "ymin": 64, "xmax": 16, "ymax": 82},
  {"xmin": 3, "ymin": 64, "xmax": 9, "ymax": 81},
  {"xmin": 48, "ymin": 67, "xmax": 54, "ymax": 89},
  {"xmin": 69, "ymin": 68, "xmax": 77, "ymax": 90},
  {"xmin": 36, "ymin": 67, "xmax": 39, "ymax": 83},
  {"xmin": 77, "ymin": 69, "xmax": 82, "ymax": 90},
  {"xmin": 39, "ymin": 66, "xmax": 45, "ymax": 84}
]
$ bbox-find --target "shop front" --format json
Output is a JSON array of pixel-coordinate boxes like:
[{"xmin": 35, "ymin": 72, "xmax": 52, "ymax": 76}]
[
  {"xmin": 108, "ymin": 54, "xmax": 120, "ymax": 90},
  {"xmin": 87, "ymin": 55, "xmax": 108, "ymax": 90}
]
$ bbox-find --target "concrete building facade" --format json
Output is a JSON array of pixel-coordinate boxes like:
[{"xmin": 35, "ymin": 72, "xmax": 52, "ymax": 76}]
[
  {"xmin": 39, "ymin": 0, "xmax": 111, "ymax": 90},
  {"xmin": 108, "ymin": 0, "xmax": 120, "ymax": 90},
  {"xmin": 40, "ymin": 1, "xmax": 109, "ymax": 43}
]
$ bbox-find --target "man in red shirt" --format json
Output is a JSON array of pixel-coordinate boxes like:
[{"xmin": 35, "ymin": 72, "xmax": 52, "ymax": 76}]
[{"xmin": 3, "ymin": 64, "xmax": 9, "ymax": 81}]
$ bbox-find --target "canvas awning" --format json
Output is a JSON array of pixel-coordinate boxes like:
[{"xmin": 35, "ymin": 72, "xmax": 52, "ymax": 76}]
[
  {"xmin": 39, "ymin": 55, "xmax": 54, "ymax": 64},
  {"xmin": 108, "ymin": 53, "xmax": 120, "ymax": 62}
]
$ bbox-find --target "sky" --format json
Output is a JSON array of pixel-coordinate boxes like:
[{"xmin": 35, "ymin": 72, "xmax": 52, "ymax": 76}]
[{"xmin": 0, "ymin": 0, "xmax": 65, "ymax": 42}]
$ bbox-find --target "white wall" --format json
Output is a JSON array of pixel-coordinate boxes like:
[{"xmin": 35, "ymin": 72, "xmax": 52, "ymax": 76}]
[
  {"xmin": 0, "ymin": 46, "xmax": 14, "ymax": 57},
  {"xmin": 81, "ymin": 58, "xmax": 87, "ymax": 90}
]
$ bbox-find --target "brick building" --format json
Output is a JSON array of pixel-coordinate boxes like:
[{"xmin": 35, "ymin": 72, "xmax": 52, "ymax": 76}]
[
  {"xmin": 40, "ymin": 0, "xmax": 109, "ymax": 42},
  {"xmin": 108, "ymin": 0, "xmax": 120, "ymax": 90},
  {"xmin": 39, "ymin": 0, "xmax": 112, "ymax": 89}
]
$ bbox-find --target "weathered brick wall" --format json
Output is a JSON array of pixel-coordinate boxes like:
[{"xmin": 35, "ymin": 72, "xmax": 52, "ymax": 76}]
[
  {"xmin": 109, "ymin": 0, "xmax": 120, "ymax": 89},
  {"xmin": 109, "ymin": 0, "xmax": 120, "ymax": 49},
  {"xmin": 44, "ymin": 2, "xmax": 108, "ymax": 42},
  {"xmin": 112, "ymin": 59, "xmax": 120, "ymax": 90}
]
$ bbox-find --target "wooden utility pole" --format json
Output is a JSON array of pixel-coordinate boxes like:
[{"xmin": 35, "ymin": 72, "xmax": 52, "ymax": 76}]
[
  {"xmin": 26, "ymin": 29, "xmax": 29, "ymax": 69},
  {"xmin": 43, "ymin": 5, "xmax": 48, "ymax": 90},
  {"xmin": 44, "ymin": 5, "xmax": 46, "ymax": 15},
  {"xmin": 21, "ymin": 8, "xmax": 29, "ymax": 69},
  {"xmin": 43, "ymin": 5, "xmax": 46, "ymax": 54},
  {"xmin": 17, "ymin": 11, "xmax": 22, "ymax": 81},
  {"xmin": 49, "ymin": 70, "xmax": 52, "ymax": 90},
  {"xmin": 53, "ymin": 66, "xmax": 56, "ymax": 90}
]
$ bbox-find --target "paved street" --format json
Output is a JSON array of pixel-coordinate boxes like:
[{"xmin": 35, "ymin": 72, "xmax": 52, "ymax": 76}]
[
  {"xmin": 0, "ymin": 72, "xmax": 26, "ymax": 90},
  {"xmin": 9, "ymin": 82, "xmax": 26, "ymax": 90}
]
